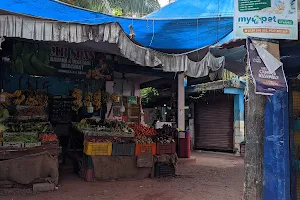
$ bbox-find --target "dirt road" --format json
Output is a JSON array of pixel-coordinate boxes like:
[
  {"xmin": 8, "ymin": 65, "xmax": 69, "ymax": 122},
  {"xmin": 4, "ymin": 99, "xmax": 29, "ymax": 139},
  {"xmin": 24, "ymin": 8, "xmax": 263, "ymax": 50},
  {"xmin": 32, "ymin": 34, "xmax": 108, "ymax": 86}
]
[{"xmin": 1, "ymin": 152, "xmax": 244, "ymax": 200}]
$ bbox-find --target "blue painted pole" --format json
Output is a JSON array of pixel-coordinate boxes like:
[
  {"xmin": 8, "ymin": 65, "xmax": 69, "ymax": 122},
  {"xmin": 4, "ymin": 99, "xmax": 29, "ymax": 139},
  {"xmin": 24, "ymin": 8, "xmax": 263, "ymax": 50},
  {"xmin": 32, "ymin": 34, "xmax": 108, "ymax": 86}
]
[{"xmin": 263, "ymin": 91, "xmax": 290, "ymax": 200}]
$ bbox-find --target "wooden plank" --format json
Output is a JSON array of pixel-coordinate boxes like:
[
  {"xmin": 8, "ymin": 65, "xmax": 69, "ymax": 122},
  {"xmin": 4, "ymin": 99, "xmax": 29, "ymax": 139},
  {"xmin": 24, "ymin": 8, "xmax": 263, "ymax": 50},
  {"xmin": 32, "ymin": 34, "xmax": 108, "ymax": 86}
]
[{"xmin": 0, "ymin": 145, "xmax": 61, "ymax": 160}]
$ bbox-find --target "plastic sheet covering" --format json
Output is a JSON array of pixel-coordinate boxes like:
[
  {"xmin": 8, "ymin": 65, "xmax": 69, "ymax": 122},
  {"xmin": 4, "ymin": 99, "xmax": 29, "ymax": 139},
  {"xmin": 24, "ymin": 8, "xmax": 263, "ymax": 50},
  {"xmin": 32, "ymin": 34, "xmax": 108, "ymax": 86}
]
[
  {"xmin": 0, "ymin": 0, "xmax": 233, "ymax": 51},
  {"xmin": 0, "ymin": 152, "xmax": 59, "ymax": 185},
  {"xmin": 0, "ymin": 14, "xmax": 224, "ymax": 78}
]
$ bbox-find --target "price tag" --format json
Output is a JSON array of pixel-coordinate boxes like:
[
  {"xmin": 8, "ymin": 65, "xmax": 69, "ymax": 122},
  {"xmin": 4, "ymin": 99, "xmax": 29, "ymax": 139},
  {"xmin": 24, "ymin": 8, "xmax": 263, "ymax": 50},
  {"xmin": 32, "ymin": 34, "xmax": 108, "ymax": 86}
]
[{"xmin": 127, "ymin": 96, "xmax": 137, "ymax": 104}]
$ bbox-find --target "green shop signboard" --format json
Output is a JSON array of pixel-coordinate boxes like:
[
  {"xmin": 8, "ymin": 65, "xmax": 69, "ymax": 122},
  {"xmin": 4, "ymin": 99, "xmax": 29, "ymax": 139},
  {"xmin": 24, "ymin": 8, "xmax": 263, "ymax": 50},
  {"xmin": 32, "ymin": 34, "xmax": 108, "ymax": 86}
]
[
  {"xmin": 238, "ymin": 0, "xmax": 271, "ymax": 12},
  {"xmin": 11, "ymin": 41, "xmax": 114, "ymax": 80}
]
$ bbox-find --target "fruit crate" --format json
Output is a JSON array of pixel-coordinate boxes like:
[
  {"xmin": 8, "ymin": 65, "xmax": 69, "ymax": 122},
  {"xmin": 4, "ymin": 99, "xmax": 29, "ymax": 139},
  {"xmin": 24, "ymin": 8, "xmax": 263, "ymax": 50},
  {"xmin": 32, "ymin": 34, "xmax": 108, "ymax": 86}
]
[
  {"xmin": 82, "ymin": 153, "xmax": 94, "ymax": 169},
  {"xmin": 112, "ymin": 143, "xmax": 135, "ymax": 156},
  {"xmin": 3, "ymin": 132, "xmax": 38, "ymax": 138},
  {"xmin": 24, "ymin": 142, "xmax": 41, "ymax": 147},
  {"xmin": 156, "ymin": 143, "xmax": 176, "ymax": 155},
  {"xmin": 84, "ymin": 141, "xmax": 112, "ymax": 156},
  {"xmin": 155, "ymin": 162, "xmax": 176, "ymax": 177},
  {"xmin": 2, "ymin": 142, "xmax": 24, "ymax": 148},
  {"xmin": 135, "ymin": 143, "xmax": 156, "ymax": 156}
]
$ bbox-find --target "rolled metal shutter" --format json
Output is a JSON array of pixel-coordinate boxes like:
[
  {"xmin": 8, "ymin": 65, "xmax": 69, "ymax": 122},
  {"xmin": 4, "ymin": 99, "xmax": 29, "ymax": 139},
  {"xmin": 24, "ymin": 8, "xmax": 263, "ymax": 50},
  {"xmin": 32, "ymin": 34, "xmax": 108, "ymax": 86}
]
[{"xmin": 194, "ymin": 94, "xmax": 234, "ymax": 151}]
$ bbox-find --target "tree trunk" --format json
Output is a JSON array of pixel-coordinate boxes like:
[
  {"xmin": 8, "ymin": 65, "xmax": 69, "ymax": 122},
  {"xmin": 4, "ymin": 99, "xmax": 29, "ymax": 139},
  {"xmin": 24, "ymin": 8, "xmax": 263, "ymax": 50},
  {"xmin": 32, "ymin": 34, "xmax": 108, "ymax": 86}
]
[{"xmin": 244, "ymin": 64, "xmax": 265, "ymax": 200}]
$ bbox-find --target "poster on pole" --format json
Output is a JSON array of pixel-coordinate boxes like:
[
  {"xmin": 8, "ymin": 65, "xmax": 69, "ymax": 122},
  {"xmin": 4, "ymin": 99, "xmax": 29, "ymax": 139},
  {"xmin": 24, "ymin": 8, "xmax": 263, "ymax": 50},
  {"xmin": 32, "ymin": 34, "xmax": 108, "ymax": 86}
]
[
  {"xmin": 246, "ymin": 38, "xmax": 288, "ymax": 95},
  {"xmin": 234, "ymin": 0, "xmax": 298, "ymax": 40}
]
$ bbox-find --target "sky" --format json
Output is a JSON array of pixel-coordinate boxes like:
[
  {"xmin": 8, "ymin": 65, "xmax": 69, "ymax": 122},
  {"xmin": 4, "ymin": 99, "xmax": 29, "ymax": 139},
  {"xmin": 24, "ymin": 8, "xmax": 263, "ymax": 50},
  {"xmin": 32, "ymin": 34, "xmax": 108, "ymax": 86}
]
[{"xmin": 158, "ymin": 0, "xmax": 171, "ymax": 7}]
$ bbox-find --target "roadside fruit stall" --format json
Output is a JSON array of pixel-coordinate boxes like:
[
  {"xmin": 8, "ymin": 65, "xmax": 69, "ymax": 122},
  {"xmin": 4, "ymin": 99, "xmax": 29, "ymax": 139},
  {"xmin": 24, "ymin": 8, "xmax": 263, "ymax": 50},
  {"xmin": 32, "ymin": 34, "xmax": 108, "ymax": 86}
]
[{"xmin": 0, "ymin": 36, "xmax": 179, "ymax": 189}]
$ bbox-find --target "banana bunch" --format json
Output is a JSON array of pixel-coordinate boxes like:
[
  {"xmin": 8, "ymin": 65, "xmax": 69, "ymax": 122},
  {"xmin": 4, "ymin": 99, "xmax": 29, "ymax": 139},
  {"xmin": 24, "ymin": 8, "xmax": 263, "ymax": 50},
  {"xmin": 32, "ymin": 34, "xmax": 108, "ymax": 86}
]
[
  {"xmin": 13, "ymin": 94, "xmax": 25, "ymax": 105},
  {"xmin": 25, "ymin": 96, "xmax": 39, "ymax": 106},
  {"xmin": 110, "ymin": 93, "xmax": 120, "ymax": 103},
  {"xmin": 3, "ymin": 92, "xmax": 13, "ymax": 106},
  {"xmin": 36, "ymin": 94, "xmax": 48, "ymax": 107},
  {"xmin": 101, "ymin": 91, "xmax": 110, "ymax": 104},
  {"xmin": 12, "ymin": 90, "xmax": 25, "ymax": 105},
  {"xmin": 13, "ymin": 90, "xmax": 22, "ymax": 98},
  {"xmin": 24, "ymin": 91, "xmax": 48, "ymax": 107},
  {"xmin": 72, "ymin": 88, "xmax": 83, "ymax": 112},
  {"xmin": 84, "ymin": 92, "xmax": 93, "ymax": 107},
  {"xmin": 92, "ymin": 90, "xmax": 101, "ymax": 110}
]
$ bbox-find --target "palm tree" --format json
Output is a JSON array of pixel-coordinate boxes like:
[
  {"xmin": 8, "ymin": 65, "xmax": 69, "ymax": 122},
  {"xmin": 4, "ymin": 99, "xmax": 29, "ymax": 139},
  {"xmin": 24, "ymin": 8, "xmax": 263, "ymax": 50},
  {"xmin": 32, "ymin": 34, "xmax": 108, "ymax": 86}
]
[{"xmin": 60, "ymin": 0, "xmax": 160, "ymax": 17}]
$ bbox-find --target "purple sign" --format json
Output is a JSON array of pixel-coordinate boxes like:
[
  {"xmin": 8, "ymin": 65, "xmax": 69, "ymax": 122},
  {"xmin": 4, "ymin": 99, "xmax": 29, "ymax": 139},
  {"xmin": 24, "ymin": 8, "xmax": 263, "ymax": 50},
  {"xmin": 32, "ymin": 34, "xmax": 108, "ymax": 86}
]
[{"xmin": 246, "ymin": 38, "xmax": 287, "ymax": 95}]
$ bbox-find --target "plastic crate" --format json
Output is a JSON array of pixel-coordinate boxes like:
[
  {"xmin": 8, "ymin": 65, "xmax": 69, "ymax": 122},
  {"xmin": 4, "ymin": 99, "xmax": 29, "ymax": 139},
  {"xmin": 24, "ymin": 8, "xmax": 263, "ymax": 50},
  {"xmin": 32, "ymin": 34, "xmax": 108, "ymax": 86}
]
[
  {"xmin": 2, "ymin": 142, "xmax": 24, "ymax": 148},
  {"xmin": 84, "ymin": 141, "xmax": 112, "ymax": 156},
  {"xmin": 112, "ymin": 143, "xmax": 135, "ymax": 156},
  {"xmin": 155, "ymin": 162, "xmax": 176, "ymax": 177},
  {"xmin": 156, "ymin": 143, "xmax": 176, "ymax": 155},
  {"xmin": 24, "ymin": 142, "xmax": 41, "ymax": 147},
  {"xmin": 3, "ymin": 132, "xmax": 38, "ymax": 138},
  {"xmin": 83, "ymin": 153, "xmax": 94, "ymax": 169},
  {"xmin": 135, "ymin": 143, "xmax": 156, "ymax": 156}
]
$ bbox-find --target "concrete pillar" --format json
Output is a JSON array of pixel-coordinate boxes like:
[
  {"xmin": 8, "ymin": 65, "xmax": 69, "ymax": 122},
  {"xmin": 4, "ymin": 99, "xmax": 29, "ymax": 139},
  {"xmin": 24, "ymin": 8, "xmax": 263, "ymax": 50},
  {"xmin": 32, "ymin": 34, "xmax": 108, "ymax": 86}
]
[
  {"xmin": 134, "ymin": 81, "xmax": 140, "ymax": 97},
  {"xmin": 224, "ymin": 88, "xmax": 245, "ymax": 155},
  {"xmin": 177, "ymin": 73, "xmax": 185, "ymax": 130}
]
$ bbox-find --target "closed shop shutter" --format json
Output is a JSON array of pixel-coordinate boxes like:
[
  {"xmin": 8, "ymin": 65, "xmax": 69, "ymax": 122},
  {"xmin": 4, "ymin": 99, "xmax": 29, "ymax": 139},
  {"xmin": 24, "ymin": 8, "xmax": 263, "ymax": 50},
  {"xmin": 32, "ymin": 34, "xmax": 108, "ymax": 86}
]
[{"xmin": 194, "ymin": 94, "xmax": 234, "ymax": 151}]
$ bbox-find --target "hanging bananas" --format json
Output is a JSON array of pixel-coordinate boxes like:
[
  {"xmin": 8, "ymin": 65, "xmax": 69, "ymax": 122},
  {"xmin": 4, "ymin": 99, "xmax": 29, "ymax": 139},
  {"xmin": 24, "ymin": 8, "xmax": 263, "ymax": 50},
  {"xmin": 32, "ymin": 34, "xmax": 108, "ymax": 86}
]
[
  {"xmin": 92, "ymin": 90, "xmax": 101, "ymax": 110},
  {"xmin": 72, "ymin": 88, "xmax": 83, "ymax": 112},
  {"xmin": 84, "ymin": 92, "xmax": 93, "ymax": 107},
  {"xmin": 110, "ymin": 93, "xmax": 120, "ymax": 103}
]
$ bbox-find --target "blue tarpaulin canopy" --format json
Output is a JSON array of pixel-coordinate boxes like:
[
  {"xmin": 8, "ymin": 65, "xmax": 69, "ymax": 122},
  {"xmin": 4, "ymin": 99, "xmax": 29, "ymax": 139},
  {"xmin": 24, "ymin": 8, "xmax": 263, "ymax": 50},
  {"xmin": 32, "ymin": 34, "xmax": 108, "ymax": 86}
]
[
  {"xmin": 0, "ymin": 0, "xmax": 234, "ymax": 52},
  {"xmin": 0, "ymin": 0, "xmax": 229, "ymax": 78}
]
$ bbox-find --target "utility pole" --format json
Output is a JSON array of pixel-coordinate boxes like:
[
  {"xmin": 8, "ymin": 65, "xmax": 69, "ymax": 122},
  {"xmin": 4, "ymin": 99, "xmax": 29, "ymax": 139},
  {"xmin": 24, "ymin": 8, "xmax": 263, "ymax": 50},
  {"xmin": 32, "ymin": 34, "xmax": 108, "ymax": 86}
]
[{"xmin": 244, "ymin": 40, "xmax": 280, "ymax": 200}]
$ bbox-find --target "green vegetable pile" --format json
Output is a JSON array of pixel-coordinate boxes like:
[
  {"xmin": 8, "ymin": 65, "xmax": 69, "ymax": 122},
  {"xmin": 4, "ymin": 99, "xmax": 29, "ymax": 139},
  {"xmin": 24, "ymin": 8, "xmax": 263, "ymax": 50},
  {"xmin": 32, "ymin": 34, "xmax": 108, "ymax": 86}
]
[
  {"xmin": 4, "ymin": 134, "xmax": 39, "ymax": 143},
  {"xmin": 6, "ymin": 122, "xmax": 49, "ymax": 132}
]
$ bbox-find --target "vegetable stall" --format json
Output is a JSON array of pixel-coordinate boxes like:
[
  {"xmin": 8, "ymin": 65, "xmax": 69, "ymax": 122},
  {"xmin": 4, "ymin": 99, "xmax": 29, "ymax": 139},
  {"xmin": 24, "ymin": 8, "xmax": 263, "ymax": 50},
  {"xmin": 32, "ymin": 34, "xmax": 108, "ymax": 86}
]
[{"xmin": 72, "ymin": 119, "xmax": 179, "ymax": 181}]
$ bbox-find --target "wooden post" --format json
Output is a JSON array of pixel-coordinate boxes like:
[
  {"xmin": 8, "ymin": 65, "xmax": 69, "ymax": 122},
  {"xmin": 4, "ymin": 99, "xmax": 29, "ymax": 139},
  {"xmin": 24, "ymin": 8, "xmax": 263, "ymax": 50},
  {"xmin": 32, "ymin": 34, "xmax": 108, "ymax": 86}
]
[{"xmin": 244, "ymin": 40, "xmax": 280, "ymax": 200}]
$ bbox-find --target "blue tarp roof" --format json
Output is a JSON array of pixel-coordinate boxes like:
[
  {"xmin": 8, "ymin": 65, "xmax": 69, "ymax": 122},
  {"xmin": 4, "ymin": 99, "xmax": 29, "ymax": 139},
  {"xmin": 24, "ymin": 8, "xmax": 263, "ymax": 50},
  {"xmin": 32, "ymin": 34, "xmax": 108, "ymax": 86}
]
[
  {"xmin": 146, "ymin": 0, "xmax": 234, "ymax": 19},
  {"xmin": 0, "ymin": 0, "xmax": 234, "ymax": 52}
]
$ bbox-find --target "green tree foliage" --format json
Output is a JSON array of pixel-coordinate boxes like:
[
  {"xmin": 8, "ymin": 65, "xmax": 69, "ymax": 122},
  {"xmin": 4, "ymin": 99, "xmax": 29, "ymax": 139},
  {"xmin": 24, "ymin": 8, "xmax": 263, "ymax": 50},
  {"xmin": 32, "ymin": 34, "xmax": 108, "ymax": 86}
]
[
  {"xmin": 60, "ymin": 0, "xmax": 160, "ymax": 16},
  {"xmin": 140, "ymin": 87, "xmax": 159, "ymax": 105}
]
